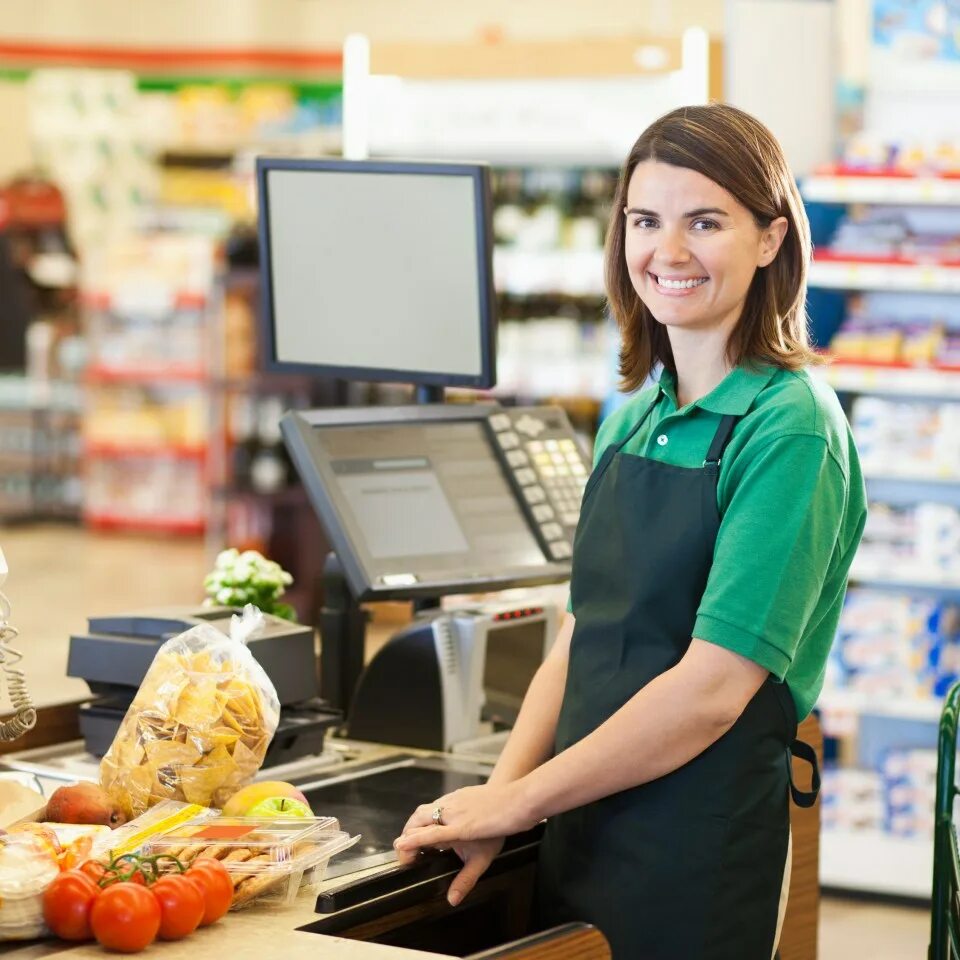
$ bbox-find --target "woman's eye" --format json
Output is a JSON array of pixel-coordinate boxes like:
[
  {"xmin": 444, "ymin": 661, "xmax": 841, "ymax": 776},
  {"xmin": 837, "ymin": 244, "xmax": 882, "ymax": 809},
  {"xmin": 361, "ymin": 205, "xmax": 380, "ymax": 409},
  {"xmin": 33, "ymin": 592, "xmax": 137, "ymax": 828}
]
[
  {"xmin": 630, "ymin": 217, "xmax": 658, "ymax": 229},
  {"xmin": 692, "ymin": 218, "xmax": 719, "ymax": 232}
]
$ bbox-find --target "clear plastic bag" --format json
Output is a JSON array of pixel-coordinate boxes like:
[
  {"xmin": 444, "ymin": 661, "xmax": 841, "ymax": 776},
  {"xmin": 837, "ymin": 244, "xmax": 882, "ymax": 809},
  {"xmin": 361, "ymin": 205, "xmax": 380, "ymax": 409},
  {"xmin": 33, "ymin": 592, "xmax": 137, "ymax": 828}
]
[
  {"xmin": 0, "ymin": 833, "xmax": 60, "ymax": 940},
  {"xmin": 100, "ymin": 606, "xmax": 280, "ymax": 819}
]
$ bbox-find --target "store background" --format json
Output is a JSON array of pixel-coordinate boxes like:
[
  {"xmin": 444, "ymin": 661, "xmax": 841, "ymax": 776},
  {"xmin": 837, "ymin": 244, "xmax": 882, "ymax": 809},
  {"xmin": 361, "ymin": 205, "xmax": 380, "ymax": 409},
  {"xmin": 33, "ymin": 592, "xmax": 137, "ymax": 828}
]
[{"xmin": 0, "ymin": 0, "xmax": 952, "ymax": 955}]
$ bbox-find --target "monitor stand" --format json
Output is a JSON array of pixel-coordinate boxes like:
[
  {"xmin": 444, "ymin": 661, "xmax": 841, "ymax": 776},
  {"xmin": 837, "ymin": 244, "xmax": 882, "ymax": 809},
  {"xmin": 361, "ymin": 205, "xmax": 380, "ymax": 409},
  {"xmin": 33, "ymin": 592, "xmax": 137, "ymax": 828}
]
[{"xmin": 319, "ymin": 552, "xmax": 443, "ymax": 717}]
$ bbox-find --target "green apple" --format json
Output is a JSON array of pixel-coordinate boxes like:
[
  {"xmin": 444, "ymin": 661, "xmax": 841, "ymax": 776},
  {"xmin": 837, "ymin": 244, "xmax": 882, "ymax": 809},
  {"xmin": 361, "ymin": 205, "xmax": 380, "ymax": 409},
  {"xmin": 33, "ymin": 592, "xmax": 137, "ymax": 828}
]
[{"xmin": 245, "ymin": 795, "xmax": 313, "ymax": 819}]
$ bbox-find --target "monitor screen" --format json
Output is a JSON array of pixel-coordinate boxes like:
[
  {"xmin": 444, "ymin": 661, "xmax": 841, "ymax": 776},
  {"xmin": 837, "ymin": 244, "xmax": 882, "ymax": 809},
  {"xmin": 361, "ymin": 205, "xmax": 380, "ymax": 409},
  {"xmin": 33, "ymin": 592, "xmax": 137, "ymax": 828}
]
[
  {"xmin": 483, "ymin": 618, "xmax": 547, "ymax": 726},
  {"xmin": 257, "ymin": 159, "xmax": 496, "ymax": 388},
  {"xmin": 312, "ymin": 420, "xmax": 545, "ymax": 583}
]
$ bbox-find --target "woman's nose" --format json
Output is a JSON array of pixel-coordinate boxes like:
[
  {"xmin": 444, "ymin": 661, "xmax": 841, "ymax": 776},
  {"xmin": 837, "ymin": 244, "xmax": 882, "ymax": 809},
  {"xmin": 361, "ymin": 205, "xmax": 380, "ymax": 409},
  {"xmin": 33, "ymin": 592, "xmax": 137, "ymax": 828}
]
[{"xmin": 656, "ymin": 228, "xmax": 690, "ymax": 264}]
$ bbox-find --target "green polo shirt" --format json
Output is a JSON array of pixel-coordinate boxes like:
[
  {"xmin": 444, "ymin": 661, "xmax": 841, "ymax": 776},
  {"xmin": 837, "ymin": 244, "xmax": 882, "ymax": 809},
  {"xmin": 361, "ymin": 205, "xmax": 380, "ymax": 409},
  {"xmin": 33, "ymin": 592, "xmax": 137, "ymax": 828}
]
[{"xmin": 571, "ymin": 363, "xmax": 866, "ymax": 720}]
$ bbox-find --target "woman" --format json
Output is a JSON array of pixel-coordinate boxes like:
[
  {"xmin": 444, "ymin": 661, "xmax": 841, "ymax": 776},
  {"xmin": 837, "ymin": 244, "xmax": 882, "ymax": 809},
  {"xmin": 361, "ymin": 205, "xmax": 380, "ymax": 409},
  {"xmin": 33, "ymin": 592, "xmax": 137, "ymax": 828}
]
[{"xmin": 395, "ymin": 103, "xmax": 867, "ymax": 960}]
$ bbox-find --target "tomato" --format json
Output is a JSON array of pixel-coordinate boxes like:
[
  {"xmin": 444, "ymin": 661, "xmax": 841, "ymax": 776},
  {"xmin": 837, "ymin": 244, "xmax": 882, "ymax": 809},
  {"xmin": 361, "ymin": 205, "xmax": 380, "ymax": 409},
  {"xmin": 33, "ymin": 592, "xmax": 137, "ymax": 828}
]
[
  {"xmin": 43, "ymin": 870, "xmax": 100, "ymax": 941},
  {"xmin": 186, "ymin": 858, "xmax": 234, "ymax": 925},
  {"xmin": 78, "ymin": 860, "xmax": 107, "ymax": 883},
  {"xmin": 151, "ymin": 874, "xmax": 205, "ymax": 940},
  {"xmin": 90, "ymin": 883, "xmax": 161, "ymax": 953}
]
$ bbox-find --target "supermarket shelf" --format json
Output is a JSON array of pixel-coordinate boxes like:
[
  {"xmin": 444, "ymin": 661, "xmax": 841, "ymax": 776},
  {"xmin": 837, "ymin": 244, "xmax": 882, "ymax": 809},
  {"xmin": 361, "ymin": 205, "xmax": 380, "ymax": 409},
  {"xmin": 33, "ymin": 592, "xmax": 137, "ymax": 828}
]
[
  {"xmin": 803, "ymin": 171, "xmax": 960, "ymax": 206},
  {"xmin": 860, "ymin": 461, "xmax": 960, "ymax": 484},
  {"xmin": 85, "ymin": 513, "xmax": 205, "ymax": 535},
  {"xmin": 817, "ymin": 689, "xmax": 942, "ymax": 722},
  {"xmin": 84, "ymin": 442, "xmax": 207, "ymax": 459},
  {"xmin": 813, "ymin": 361, "xmax": 960, "ymax": 400},
  {"xmin": 849, "ymin": 563, "xmax": 960, "ymax": 598},
  {"xmin": 493, "ymin": 247, "xmax": 605, "ymax": 296},
  {"xmin": 86, "ymin": 366, "xmax": 208, "ymax": 385},
  {"xmin": 808, "ymin": 253, "xmax": 960, "ymax": 292},
  {"xmin": 820, "ymin": 828, "xmax": 931, "ymax": 899}
]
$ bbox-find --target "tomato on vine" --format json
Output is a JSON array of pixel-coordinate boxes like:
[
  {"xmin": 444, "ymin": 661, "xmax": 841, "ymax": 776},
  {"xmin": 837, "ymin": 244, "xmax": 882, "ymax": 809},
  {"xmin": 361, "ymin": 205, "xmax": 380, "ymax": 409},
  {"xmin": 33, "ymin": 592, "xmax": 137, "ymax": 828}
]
[
  {"xmin": 43, "ymin": 870, "xmax": 101, "ymax": 941},
  {"xmin": 90, "ymin": 883, "xmax": 161, "ymax": 953},
  {"xmin": 152, "ymin": 874, "xmax": 205, "ymax": 940},
  {"xmin": 186, "ymin": 858, "xmax": 234, "ymax": 925}
]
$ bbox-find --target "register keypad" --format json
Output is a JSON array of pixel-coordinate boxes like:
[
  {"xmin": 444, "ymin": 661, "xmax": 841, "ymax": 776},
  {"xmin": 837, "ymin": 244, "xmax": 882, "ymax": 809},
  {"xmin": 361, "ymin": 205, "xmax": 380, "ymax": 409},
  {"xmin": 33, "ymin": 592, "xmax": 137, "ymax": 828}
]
[{"xmin": 488, "ymin": 406, "xmax": 590, "ymax": 561}]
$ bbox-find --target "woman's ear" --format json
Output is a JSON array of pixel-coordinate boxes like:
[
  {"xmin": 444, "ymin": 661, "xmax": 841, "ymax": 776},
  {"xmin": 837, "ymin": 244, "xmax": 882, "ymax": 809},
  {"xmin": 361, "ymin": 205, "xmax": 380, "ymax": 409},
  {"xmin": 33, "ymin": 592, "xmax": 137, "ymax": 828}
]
[{"xmin": 758, "ymin": 216, "xmax": 788, "ymax": 267}]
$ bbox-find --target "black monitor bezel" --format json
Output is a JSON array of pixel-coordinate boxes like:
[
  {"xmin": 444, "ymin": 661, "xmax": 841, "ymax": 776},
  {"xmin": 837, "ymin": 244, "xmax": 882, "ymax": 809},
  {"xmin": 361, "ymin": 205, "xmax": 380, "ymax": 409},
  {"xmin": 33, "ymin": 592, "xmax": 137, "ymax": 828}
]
[
  {"xmin": 256, "ymin": 157, "xmax": 498, "ymax": 389},
  {"xmin": 281, "ymin": 404, "xmax": 572, "ymax": 601}
]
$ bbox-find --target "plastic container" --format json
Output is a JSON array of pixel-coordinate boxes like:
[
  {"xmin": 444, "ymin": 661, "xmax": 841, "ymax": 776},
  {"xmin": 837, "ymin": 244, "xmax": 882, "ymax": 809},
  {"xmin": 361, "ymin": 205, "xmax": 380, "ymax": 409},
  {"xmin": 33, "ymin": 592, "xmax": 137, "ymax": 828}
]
[
  {"xmin": 143, "ymin": 816, "xmax": 358, "ymax": 908},
  {"xmin": 0, "ymin": 834, "xmax": 60, "ymax": 940}
]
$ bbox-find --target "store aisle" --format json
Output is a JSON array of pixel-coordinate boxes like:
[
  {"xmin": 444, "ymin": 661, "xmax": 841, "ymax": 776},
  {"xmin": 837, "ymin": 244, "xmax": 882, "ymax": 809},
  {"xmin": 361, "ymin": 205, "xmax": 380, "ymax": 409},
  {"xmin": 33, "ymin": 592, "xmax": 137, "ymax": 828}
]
[
  {"xmin": 0, "ymin": 523, "xmax": 936, "ymax": 956},
  {"xmin": 0, "ymin": 523, "xmax": 209, "ymax": 708},
  {"xmin": 820, "ymin": 897, "xmax": 927, "ymax": 958}
]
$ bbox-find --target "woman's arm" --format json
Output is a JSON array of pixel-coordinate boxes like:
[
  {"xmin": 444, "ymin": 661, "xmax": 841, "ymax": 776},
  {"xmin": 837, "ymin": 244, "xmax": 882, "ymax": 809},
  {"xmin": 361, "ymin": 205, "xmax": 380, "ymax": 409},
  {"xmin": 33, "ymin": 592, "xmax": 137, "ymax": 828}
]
[
  {"xmin": 485, "ymin": 611, "xmax": 574, "ymax": 787},
  {"xmin": 395, "ymin": 612, "xmax": 574, "ymax": 905},
  {"xmin": 519, "ymin": 638, "xmax": 768, "ymax": 820},
  {"xmin": 396, "ymin": 638, "xmax": 768, "ymax": 853}
]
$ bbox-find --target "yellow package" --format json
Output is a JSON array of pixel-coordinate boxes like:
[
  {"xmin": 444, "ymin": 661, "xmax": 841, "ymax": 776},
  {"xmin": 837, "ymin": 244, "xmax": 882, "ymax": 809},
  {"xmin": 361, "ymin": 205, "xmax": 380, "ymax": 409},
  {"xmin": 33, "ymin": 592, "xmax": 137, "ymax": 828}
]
[{"xmin": 100, "ymin": 607, "xmax": 280, "ymax": 819}]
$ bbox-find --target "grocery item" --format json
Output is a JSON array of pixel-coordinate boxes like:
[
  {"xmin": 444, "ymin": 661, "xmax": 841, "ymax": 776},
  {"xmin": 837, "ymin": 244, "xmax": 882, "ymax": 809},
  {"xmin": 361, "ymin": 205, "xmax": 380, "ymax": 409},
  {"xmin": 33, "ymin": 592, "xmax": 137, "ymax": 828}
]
[
  {"xmin": 246, "ymin": 796, "xmax": 312, "ymax": 819},
  {"xmin": 0, "ymin": 777, "xmax": 46, "ymax": 828},
  {"xmin": 184, "ymin": 858, "xmax": 233, "ymax": 924},
  {"xmin": 91, "ymin": 799, "xmax": 217, "ymax": 862},
  {"xmin": 42, "ymin": 870, "xmax": 100, "ymax": 941},
  {"xmin": 6, "ymin": 821, "xmax": 112, "ymax": 872},
  {"xmin": 90, "ymin": 882, "xmax": 161, "ymax": 952},
  {"xmin": 144, "ymin": 815, "xmax": 357, "ymax": 909},
  {"xmin": 99, "ymin": 606, "xmax": 280, "ymax": 818},
  {"xmin": 0, "ymin": 832, "xmax": 61, "ymax": 940},
  {"xmin": 220, "ymin": 780, "xmax": 309, "ymax": 817},
  {"xmin": 151, "ymin": 873, "xmax": 205, "ymax": 939},
  {"xmin": 45, "ymin": 782, "xmax": 127, "ymax": 827}
]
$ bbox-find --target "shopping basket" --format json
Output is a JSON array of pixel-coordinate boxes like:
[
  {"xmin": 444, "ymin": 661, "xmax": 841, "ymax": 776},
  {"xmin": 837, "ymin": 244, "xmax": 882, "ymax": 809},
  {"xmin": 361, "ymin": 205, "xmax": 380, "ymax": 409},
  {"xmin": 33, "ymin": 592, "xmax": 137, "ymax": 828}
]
[{"xmin": 931, "ymin": 681, "xmax": 960, "ymax": 959}]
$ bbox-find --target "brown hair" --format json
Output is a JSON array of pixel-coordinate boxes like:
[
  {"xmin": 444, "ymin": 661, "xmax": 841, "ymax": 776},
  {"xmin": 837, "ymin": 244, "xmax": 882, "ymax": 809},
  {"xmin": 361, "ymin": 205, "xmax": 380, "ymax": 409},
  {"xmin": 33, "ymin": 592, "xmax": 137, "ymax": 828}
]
[{"xmin": 606, "ymin": 102, "xmax": 822, "ymax": 393}]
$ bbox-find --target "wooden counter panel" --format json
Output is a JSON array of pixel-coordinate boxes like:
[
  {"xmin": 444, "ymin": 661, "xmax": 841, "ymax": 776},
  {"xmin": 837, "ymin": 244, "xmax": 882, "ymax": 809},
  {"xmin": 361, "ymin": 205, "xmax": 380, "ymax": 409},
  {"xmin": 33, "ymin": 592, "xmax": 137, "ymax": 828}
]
[
  {"xmin": 466, "ymin": 923, "xmax": 610, "ymax": 960},
  {"xmin": 779, "ymin": 713, "xmax": 823, "ymax": 960}
]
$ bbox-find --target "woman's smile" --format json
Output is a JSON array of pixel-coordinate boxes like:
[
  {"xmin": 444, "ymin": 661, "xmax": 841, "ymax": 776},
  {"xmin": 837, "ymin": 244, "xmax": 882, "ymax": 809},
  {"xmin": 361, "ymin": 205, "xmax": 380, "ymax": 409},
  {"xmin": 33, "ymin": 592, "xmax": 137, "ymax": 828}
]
[{"xmin": 648, "ymin": 272, "xmax": 710, "ymax": 296}]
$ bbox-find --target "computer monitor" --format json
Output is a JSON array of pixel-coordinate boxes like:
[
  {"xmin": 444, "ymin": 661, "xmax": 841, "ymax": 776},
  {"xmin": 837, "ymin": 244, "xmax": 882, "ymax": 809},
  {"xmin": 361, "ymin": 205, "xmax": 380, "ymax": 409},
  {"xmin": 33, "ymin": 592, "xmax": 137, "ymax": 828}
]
[
  {"xmin": 256, "ymin": 157, "xmax": 497, "ymax": 389},
  {"xmin": 280, "ymin": 403, "xmax": 588, "ymax": 602}
]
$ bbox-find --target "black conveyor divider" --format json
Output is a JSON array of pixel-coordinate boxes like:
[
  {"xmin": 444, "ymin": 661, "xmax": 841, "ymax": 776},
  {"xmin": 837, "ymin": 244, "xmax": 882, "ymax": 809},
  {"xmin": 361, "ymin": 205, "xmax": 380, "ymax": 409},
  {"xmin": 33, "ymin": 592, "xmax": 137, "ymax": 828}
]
[{"xmin": 303, "ymin": 824, "xmax": 545, "ymax": 932}]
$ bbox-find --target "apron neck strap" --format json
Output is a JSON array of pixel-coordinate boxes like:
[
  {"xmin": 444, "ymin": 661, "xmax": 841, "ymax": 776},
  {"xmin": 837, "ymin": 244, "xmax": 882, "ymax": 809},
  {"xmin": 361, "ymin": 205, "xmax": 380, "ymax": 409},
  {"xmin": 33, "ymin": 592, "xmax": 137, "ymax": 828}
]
[
  {"xmin": 703, "ymin": 414, "xmax": 740, "ymax": 470},
  {"xmin": 615, "ymin": 395, "xmax": 660, "ymax": 451}
]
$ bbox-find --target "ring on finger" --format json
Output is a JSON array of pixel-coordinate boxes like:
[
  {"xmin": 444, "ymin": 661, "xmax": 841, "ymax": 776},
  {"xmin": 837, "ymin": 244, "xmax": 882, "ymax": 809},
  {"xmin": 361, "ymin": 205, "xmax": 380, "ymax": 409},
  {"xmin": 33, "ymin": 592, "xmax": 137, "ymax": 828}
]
[{"xmin": 431, "ymin": 805, "xmax": 445, "ymax": 826}]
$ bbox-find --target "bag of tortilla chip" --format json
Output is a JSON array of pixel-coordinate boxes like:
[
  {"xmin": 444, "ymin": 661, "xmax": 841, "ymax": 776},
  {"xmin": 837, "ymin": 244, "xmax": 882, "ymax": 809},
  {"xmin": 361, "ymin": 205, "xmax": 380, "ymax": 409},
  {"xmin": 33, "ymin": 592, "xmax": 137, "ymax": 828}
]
[{"xmin": 99, "ymin": 606, "xmax": 280, "ymax": 819}]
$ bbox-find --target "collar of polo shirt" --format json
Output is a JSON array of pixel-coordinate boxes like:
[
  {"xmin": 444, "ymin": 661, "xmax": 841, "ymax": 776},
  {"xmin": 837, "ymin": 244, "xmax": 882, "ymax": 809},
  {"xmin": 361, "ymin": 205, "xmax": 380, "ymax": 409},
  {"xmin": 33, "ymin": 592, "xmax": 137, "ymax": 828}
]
[{"xmin": 658, "ymin": 363, "xmax": 779, "ymax": 416}]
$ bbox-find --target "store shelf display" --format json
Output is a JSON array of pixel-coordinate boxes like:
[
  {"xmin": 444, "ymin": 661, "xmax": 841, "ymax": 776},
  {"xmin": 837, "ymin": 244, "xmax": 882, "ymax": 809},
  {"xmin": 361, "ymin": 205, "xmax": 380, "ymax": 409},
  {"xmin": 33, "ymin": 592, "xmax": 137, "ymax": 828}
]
[
  {"xmin": 0, "ymin": 377, "xmax": 82, "ymax": 522},
  {"xmin": 80, "ymin": 234, "xmax": 216, "ymax": 535},
  {"xmin": 805, "ymin": 168, "xmax": 960, "ymax": 898},
  {"xmin": 204, "ymin": 238, "xmax": 335, "ymax": 621},
  {"xmin": 489, "ymin": 167, "xmax": 617, "ymax": 419}
]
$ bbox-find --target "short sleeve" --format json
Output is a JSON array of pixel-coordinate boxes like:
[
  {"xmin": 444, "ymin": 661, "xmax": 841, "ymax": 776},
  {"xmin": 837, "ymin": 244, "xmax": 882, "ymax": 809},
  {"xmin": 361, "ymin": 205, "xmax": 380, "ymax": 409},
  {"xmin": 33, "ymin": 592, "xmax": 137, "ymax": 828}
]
[{"xmin": 693, "ymin": 434, "xmax": 847, "ymax": 678}]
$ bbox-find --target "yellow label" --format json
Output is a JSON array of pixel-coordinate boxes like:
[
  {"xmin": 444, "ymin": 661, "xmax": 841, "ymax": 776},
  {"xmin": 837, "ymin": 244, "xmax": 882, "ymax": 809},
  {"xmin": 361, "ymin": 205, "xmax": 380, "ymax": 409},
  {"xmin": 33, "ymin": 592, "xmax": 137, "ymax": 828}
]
[{"xmin": 110, "ymin": 804, "xmax": 207, "ymax": 859}]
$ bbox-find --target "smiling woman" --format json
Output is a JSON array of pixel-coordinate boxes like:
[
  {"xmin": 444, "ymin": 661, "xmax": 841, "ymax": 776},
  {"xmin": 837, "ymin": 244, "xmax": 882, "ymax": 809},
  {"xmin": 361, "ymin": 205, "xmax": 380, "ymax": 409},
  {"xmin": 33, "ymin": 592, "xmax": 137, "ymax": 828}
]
[
  {"xmin": 606, "ymin": 103, "xmax": 821, "ymax": 396},
  {"xmin": 396, "ymin": 102, "xmax": 866, "ymax": 960}
]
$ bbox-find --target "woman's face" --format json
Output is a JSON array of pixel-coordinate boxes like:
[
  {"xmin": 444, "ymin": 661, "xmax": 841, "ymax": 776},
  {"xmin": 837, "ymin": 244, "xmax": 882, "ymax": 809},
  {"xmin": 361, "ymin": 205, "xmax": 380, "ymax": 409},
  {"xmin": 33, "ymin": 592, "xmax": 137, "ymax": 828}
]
[{"xmin": 623, "ymin": 160, "xmax": 787, "ymax": 338}]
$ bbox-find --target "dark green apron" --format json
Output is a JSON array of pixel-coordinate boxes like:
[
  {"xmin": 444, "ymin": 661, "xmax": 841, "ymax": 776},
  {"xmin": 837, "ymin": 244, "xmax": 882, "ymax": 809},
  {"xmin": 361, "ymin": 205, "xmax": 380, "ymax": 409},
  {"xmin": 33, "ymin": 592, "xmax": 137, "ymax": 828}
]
[{"xmin": 537, "ymin": 395, "xmax": 819, "ymax": 960}]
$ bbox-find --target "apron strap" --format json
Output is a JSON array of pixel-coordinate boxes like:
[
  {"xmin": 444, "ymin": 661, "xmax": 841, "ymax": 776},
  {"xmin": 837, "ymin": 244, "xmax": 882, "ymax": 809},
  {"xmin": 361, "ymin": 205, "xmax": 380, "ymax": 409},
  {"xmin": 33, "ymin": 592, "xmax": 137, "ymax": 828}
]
[
  {"xmin": 614, "ymin": 395, "xmax": 660, "ymax": 452},
  {"xmin": 703, "ymin": 414, "xmax": 740, "ymax": 469},
  {"xmin": 786, "ymin": 738, "xmax": 821, "ymax": 808}
]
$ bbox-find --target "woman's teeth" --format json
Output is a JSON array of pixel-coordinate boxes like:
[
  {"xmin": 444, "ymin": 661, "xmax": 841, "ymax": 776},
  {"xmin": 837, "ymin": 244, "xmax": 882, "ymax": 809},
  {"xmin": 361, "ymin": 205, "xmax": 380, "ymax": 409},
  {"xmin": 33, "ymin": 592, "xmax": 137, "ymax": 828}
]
[{"xmin": 655, "ymin": 276, "xmax": 708, "ymax": 289}]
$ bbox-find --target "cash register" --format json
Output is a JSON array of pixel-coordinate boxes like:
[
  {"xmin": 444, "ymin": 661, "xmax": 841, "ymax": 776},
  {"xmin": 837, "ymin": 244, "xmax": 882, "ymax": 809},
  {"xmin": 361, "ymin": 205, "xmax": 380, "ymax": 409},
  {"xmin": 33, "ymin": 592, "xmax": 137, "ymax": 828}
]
[
  {"xmin": 66, "ymin": 607, "xmax": 341, "ymax": 768},
  {"xmin": 4, "ymin": 160, "xmax": 595, "ymax": 949}
]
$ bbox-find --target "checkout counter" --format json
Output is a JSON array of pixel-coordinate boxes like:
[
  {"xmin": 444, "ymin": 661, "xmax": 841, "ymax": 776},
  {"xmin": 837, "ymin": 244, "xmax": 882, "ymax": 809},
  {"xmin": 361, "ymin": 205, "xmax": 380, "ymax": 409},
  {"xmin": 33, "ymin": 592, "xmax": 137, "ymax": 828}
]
[
  {"xmin": 0, "ymin": 399, "xmax": 823, "ymax": 960},
  {"xmin": 1, "ymin": 159, "xmax": 821, "ymax": 958}
]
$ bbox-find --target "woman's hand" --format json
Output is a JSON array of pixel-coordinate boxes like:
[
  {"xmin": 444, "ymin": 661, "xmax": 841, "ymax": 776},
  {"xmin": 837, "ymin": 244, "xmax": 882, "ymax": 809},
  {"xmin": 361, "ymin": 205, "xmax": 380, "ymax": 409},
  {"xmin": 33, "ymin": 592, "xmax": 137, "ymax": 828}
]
[{"xmin": 394, "ymin": 781, "xmax": 539, "ymax": 903}]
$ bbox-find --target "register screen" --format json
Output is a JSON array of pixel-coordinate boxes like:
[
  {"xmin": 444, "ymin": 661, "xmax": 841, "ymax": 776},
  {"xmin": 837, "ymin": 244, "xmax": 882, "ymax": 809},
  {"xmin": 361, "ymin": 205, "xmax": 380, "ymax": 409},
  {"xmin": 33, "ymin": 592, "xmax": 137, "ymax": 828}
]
[
  {"xmin": 313, "ymin": 421, "xmax": 545, "ymax": 581},
  {"xmin": 265, "ymin": 169, "xmax": 484, "ymax": 378}
]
